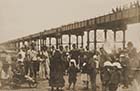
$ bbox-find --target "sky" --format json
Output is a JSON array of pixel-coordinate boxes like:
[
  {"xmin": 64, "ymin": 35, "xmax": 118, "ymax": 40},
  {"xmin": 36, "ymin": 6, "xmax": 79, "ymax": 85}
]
[{"xmin": 0, "ymin": 0, "xmax": 140, "ymax": 50}]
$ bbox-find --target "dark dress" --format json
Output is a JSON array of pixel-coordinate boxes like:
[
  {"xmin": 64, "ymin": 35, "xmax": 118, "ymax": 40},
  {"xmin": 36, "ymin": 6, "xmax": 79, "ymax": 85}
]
[
  {"xmin": 67, "ymin": 66, "xmax": 78, "ymax": 84},
  {"xmin": 49, "ymin": 50, "xmax": 65, "ymax": 87}
]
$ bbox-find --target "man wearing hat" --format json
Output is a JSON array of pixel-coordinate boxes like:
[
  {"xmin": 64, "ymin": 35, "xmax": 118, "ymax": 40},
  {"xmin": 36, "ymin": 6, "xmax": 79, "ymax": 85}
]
[
  {"xmin": 120, "ymin": 54, "xmax": 129, "ymax": 88},
  {"xmin": 0, "ymin": 49, "xmax": 11, "ymax": 87},
  {"xmin": 108, "ymin": 62, "xmax": 122, "ymax": 91}
]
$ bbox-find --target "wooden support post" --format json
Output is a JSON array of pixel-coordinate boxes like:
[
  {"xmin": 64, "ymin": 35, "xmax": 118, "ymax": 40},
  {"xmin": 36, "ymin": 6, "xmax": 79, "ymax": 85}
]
[
  {"xmin": 40, "ymin": 39, "xmax": 42, "ymax": 50},
  {"xmin": 58, "ymin": 37, "xmax": 61, "ymax": 46},
  {"xmin": 39, "ymin": 39, "xmax": 42, "ymax": 50},
  {"xmin": 22, "ymin": 41, "xmax": 25, "ymax": 47},
  {"xmin": 114, "ymin": 31, "xmax": 116, "ymax": 49},
  {"xmin": 81, "ymin": 35, "xmax": 84, "ymax": 48},
  {"xmin": 15, "ymin": 42, "xmax": 18, "ymax": 49},
  {"xmin": 69, "ymin": 34, "xmax": 71, "ymax": 50},
  {"xmin": 18, "ymin": 42, "xmax": 20, "ymax": 49},
  {"xmin": 41, "ymin": 38, "xmax": 44, "ymax": 49},
  {"xmin": 104, "ymin": 29, "xmax": 107, "ymax": 42},
  {"xmin": 56, "ymin": 32, "xmax": 61, "ymax": 49},
  {"xmin": 14, "ymin": 42, "xmax": 17, "ymax": 51},
  {"xmin": 37, "ymin": 39, "xmax": 40, "ymax": 51},
  {"xmin": 43, "ymin": 37, "xmax": 46, "ymax": 46},
  {"xmin": 76, "ymin": 35, "xmax": 79, "ymax": 48},
  {"xmin": 114, "ymin": 31, "xmax": 116, "ymax": 42},
  {"xmin": 56, "ymin": 36, "xmax": 61, "ymax": 49},
  {"xmin": 94, "ymin": 29, "xmax": 97, "ymax": 50},
  {"xmin": 61, "ymin": 35, "xmax": 63, "ymax": 45},
  {"xmin": 27, "ymin": 40, "xmax": 30, "ymax": 47},
  {"xmin": 49, "ymin": 37, "xmax": 52, "ymax": 47},
  {"xmin": 87, "ymin": 31, "xmax": 90, "ymax": 49},
  {"xmin": 123, "ymin": 30, "xmax": 126, "ymax": 49},
  {"xmin": 56, "ymin": 37, "xmax": 59, "ymax": 49}
]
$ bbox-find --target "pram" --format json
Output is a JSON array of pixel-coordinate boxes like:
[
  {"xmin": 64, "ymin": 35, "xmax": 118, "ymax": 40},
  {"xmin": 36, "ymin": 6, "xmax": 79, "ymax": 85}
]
[
  {"xmin": 10, "ymin": 61, "xmax": 38, "ymax": 89},
  {"xmin": 10, "ymin": 74, "xmax": 38, "ymax": 88}
]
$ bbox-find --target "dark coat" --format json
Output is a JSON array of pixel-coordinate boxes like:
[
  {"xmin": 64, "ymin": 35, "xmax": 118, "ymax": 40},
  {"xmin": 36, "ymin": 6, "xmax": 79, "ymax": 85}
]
[{"xmin": 49, "ymin": 50, "xmax": 65, "ymax": 87}]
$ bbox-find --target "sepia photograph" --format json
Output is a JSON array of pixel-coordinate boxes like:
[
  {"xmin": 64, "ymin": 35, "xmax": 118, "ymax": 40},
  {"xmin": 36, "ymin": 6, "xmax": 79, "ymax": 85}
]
[{"xmin": 0, "ymin": 0, "xmax": 140, "ymax": 91}]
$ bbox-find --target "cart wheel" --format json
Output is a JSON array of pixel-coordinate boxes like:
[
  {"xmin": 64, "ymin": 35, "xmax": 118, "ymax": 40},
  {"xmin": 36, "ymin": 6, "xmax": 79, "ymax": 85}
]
[{"xmin": 28, "ymin": 82, "xmax": 38, "ymax": 88}]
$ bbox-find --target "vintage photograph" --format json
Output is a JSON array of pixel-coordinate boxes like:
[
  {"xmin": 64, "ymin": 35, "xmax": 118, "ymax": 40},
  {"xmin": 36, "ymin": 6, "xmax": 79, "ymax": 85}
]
[{"xmin": 0, "ymin": 0, "xmax": 140, "ymax": 91}]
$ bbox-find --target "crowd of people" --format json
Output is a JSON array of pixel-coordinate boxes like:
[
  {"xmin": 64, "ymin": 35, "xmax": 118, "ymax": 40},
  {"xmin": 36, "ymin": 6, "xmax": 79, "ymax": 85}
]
[
  {"xmin": 112, "ymin": 0, "xmax": 140, "ymax": 13},
  {"xmin": 0, "ymin": 41, "xmax": 140, "ymax": 91}
]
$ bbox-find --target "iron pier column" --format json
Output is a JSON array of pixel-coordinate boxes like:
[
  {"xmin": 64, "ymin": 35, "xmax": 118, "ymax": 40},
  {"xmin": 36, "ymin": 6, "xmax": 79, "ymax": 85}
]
[
  {"xmin": 104, "ymin": 29, "xmax": 107, "ymax": 42},
  {"xmin": 56, "ymin": 37, "xmax": 59, "ymax": 49},
  {"xmin": 123, "ymin": 30, "xmax": 126, "ymax": 49},
  {"xmin": 114, "ymin": 30, "xmax": 116, "ymax": 48},
  {"xmin": 81, "ymin": 35, "xmax": 84, "ymax": 48},
  {"xmin": 94, "ymin": 29, "xmax": 97, "ymax": 50},
  {"xmin": 87, "ymin": 31, "xmax": 90, "ymax": 49},
  {"xmin": 49, "ymin": 37, "xmax": 52, "ymax": 47},
  {"xmin": 43, "ymin": 37, "xmax": 46, "ymax": 46},
  {"xmin": 37, "ymin": 39, "xmax": 40, "ymax": 50},
  {"xmin": 76, "ymin": 35, "xmax": 79, "ymax": 48},
  {"xmin": 61, "ymin": 35, "xmax": 63, "ymax": 45},
  {"xmin": 69, "ymin": 34, "xmax": 71, "ymax": 50}
]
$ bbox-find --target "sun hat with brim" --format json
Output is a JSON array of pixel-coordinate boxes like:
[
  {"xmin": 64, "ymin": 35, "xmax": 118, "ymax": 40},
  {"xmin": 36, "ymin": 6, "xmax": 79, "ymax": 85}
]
[
  {"xmin": 120, "ymin": 54, "xmax": 125, "ymax": 58},
  {"xmin": 112, "ymin": 62, "xmax": 122, "ymax": 69},
  {"xmin": 104, "ymin": 61, "xmax": 113, "ymax": 67}
]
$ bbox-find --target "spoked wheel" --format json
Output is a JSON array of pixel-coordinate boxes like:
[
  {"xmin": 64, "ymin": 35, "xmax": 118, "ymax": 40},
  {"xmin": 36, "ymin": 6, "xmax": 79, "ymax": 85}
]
[{"xmin": 28, "ymin": 82, "xmax": 38, "ymax": 88}]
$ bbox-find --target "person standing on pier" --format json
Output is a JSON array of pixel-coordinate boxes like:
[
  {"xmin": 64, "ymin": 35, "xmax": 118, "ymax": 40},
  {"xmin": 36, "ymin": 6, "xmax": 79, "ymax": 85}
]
[
  {"xmin": 67, "ymin": 60, "xmax": 79, "ymax": 90},
  {"xmin": 30, "ymin": 46, "xmax": 38, "ymax": 81},
  {"xmin": 42, "ymin": 46, "xmax": 50, "ymax": 80},
  {"xmin": 87, "ymin": 52, "xmax": 97, "ymax": 91},
  {"xmin": 49, "ymin": 46, "xmax": 65, "ymax": 91},
  {"xmin": 69, "ymin": 44, "xmax": 80, "ymax": 65}
]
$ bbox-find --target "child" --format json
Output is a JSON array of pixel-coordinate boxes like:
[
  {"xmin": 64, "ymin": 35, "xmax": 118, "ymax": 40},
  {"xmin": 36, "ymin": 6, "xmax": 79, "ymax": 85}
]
[
  {"xmin": 67, "ymin": 61, "xmax": 79, "ymax": 90},
  {"xmin": 81, "ymin": 58, "xmax": 89, "ymax": 89}
]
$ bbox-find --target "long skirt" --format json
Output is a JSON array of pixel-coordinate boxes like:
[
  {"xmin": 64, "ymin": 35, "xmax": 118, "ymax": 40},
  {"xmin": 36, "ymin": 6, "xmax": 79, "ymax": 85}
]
[
  {"xmin": 45, "ymin": 59, "xmax": 50, "ymax": 79},
  {"xmin": 39, "ymin": 62, "xmax": 46, "ymax": 79},
  {"xmin": 49, "ymin": 70, "xmax": 65, "ymax": 87}
]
